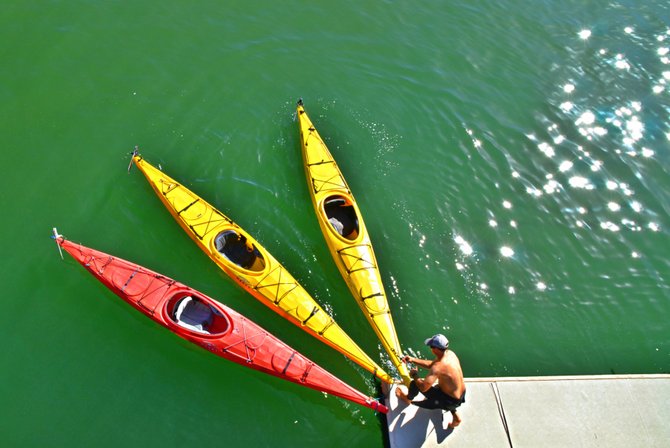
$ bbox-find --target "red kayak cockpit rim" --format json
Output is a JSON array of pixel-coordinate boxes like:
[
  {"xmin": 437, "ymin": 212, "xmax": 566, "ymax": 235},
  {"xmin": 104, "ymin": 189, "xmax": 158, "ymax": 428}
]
[{"xmin": 165, "ymin": 293, "xmax": 231, "ymax": 336}]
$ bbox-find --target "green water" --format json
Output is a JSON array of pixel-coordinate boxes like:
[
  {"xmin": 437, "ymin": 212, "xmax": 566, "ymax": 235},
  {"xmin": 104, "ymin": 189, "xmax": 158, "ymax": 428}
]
[{"xmin": 2, "ymin": 1, "xmax": 668, "ymax": 446}]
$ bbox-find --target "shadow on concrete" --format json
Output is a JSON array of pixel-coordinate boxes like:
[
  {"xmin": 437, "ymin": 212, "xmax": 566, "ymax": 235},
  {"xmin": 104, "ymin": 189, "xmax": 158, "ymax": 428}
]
[
  {"xmin": 429, "ymin": 411, "xmax": 455, "ymax": 444},
  {"xmin": 390, "ymin": 397, "xmax": 458, "ymax": 447}
]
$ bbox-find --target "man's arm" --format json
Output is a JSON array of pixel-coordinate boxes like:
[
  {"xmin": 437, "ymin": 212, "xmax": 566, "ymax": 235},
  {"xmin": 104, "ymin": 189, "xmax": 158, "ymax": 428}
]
[
  {"xmin": 403, "ymin": 355, "xmax": 432, "ymax": 369},
  {"xmin": 414, "ymin": 369, "xmax": 439, "ymax": 393}
]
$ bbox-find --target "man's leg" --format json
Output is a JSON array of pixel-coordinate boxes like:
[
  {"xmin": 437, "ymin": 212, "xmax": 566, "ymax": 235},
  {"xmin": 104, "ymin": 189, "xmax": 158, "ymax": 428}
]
[
  {"xmin": 448, "ymin": 410, "xmax": 462, "ymax": 428},
  {"xmin": 406, "ymin": 381, "xmax": 421, "ymax": 400},
  {"xmin": 395, "ymin": 381, "xmax": 421, "ymax": 405},
  {"xmin": 397, "ymin": 385, "xmax": 463, "ymax": 427}
]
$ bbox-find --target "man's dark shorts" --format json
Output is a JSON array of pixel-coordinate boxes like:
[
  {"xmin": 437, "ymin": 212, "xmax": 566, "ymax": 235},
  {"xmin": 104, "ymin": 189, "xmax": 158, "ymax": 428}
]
[{"xmin": 407, "ymin": 381, "xmax": 466, "ymax": 411}]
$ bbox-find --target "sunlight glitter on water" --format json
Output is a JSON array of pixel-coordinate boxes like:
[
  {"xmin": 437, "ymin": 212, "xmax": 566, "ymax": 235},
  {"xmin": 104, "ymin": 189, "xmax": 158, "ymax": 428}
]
[
  {"xmin": 630, "ymin": 201, "xmax": 642, "ymax": 212},
  {"xmin": 648, "ymin": 222, "xmax": 660, "ymax": 232},
  {"xmin": 537, "ymin": 141, "xmax": 555, "ymax": 157},
  {"xmin": 500, "ymin": 246, "xmax": 514, "ymax": 258},
  {"xmin": 568, "ymin": 176, "xmax": 594, "ymax": 190},
  {"xmin": 547, "ymin": 180, "xmax": 562, "ymax": 194},
  {"xmin": 465, "ymin": 127, "xmax": 483, "ymax": 149},
  {"xmin": 558, "ymin": 160, "xmax": 573, "ymax": 172},
  {"xmin": 578, "ymin": 29, "xmax": 592, "ymax": 40},
  {"xmin": 490, "ymin": 21, "xmax": 670, "ymax": 311},
  {"xmin": 441, "ymin": 21, "xmax": 666, "ymax": 351},
  {"xmin": 559, "ymin": 101, "xmax": 574, "ymax": 112},
  {"xmin": 607, "ymin": 202, "xmax": 621, "ymax": 212},
  {"xmin": 613, "ymin": 54, "xmax": 631, "ymax": 70},
  {"xmin": 454, "ymin": 235, "xmax": 473, "ymax": 256}
]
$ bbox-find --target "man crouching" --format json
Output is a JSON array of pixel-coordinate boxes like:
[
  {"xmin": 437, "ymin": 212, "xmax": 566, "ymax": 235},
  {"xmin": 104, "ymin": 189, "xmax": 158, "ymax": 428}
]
[{"xmin": 395, "ymin": 334, "xmax": 466, "ymax": 428}]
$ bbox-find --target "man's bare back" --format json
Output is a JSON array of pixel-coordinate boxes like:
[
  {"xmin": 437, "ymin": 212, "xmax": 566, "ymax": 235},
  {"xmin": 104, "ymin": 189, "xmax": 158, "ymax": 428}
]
[{"xmin": 429, "ymin": 350, "xmax": 465, "ymax": 399}]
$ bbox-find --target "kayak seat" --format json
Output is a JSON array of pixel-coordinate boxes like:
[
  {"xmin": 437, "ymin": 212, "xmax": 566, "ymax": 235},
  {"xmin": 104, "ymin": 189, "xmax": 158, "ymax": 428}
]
[
  {"xmin": 325, "ymin": 199, "xmax": 359, "ymax": 239},
  {"xmin": 174, "ymin": 296, "xmax": 213, "ymax": 334},
  {"xmin": 214, "ymin": 230, "xmax": 265, "ymax": 271}
]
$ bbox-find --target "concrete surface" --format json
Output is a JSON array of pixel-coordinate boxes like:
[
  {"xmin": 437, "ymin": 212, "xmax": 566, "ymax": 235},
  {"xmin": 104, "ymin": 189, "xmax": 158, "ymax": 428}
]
[{"xmin": 385, "ymin": 374, "xmax": 670, "ymax": 448}]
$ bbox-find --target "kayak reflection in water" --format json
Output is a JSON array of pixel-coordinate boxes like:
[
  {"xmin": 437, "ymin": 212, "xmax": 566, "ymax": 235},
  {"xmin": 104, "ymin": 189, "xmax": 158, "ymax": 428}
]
[{"xmin": 395, "ymin": 334, "xmax": 466, "ymax": 429}]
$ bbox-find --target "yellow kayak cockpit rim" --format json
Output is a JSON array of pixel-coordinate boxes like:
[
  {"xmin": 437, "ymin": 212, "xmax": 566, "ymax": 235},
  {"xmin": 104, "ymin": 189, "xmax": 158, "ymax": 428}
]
[
  {"xmin": 321, "ymin": 195, "xmax": 360, "ymax": 242},
  {"xmin": 211, "ymin": 229, "xmax": 266, "ymax": 273}
]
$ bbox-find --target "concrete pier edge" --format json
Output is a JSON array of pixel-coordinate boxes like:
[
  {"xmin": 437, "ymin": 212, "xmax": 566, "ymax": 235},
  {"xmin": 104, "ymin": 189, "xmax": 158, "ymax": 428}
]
[{"xmin": 384, "ymin": 374, "xmax": 670, "ymax": 447}]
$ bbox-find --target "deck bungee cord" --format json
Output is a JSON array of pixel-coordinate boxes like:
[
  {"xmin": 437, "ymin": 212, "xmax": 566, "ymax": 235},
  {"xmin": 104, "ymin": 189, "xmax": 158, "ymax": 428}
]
[{"xmin": 220, "ymin": 316, "xmax": 268, "ymax": 364}]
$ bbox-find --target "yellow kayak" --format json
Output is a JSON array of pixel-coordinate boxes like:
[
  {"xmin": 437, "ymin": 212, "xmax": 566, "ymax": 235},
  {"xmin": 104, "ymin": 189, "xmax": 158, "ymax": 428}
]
[
  {"xmin": 131, "ymin": 152, "xmax": 393, "ymax": 384},
  {"xmin": 296, "ymin": 101, "xmax": 410, "ymax": 385}
]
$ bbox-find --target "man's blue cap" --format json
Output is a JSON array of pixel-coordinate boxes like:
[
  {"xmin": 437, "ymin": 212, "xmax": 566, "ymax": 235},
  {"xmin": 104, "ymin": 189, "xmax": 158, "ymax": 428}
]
[{"xmin": 425, "ymin": 334, "xmax": 449, "ymax": 350}]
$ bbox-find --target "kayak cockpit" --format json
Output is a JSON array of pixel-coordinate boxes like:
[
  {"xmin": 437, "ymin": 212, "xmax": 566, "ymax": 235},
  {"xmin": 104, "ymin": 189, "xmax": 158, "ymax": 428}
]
[
  {"xmin": 324, "ymin": 196, "xmax": 359, "ymax": 240},
  {"xmin": 168, "ymin": 295, "xmax": 230, "ymax": 335},
  {"xmin": 214, "ymin": 230, "xmax": 266, "ymax": 271}
]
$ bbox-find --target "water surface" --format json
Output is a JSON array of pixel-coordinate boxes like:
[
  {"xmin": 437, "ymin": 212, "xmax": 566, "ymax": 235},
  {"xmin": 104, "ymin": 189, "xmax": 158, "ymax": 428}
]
[{"xmin": 1, "ymin": 1, "xmax": 668, "ymax": 446}]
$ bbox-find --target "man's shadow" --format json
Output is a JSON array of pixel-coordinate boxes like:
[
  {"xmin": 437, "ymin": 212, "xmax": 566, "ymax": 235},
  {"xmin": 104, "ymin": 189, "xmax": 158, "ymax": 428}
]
[
  {"xmin": 429, "ymin": 411, "xmax": 455, "ymax": 444},
  {"xmin": 392, "ymin": 401, "xmax": 456, "ymax": 445}
]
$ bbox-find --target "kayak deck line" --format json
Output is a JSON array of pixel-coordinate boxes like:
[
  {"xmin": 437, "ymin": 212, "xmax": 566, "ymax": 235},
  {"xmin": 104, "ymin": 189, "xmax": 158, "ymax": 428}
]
[
  {"xmin": 211, "ymin": 316, "xmax": 272, "ymax": 364},
  {"xmin": 54, "ymin": 233, "xmax": 389, "ymax": 414},
  {"xmin": 120, "ymin": 269, "xmax": 139, "ymax": 292},
  {"xmin": 297, "ymin": 101, "xmax": 411, "ymax": 385},
  {"xmin": 130, "ymin": 153, "xmax": 395, "ymax": 385}
]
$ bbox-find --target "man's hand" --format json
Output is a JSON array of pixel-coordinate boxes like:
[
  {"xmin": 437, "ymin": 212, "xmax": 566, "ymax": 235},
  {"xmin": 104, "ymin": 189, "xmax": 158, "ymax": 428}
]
[
  {"xmin": 410, "ymin": 368, "xmax": 419, "ymax": 379},
  {"xmin": 404, "ymin": 355, "xmax": 433, "ymax": 370}
]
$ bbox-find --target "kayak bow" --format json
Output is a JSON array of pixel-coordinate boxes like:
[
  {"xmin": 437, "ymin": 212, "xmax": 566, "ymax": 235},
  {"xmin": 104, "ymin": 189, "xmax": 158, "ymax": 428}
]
[
  {"xmin": 296, "ymin": 100, "xmax": 410, "ymax": 384},
  {"xmin": 55, "ymin": 233, "xmax": 388, "ymax": 414},
  {"xmin": 130, "ymin": 154, "xmax": 394, "ymax": 384}
]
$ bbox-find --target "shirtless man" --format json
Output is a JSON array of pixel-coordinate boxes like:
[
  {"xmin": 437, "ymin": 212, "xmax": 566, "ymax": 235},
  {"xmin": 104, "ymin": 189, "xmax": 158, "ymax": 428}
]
[{"xmin": 395, "ymin": 334, "xmax": 466, "ymax": 428}]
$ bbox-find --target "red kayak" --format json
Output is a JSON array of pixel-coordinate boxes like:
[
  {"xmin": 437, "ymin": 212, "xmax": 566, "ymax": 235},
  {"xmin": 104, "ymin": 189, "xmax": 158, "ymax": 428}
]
[{"xmin": 54, "ymin": 232, "xmax": 387, "ymax": 414}]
